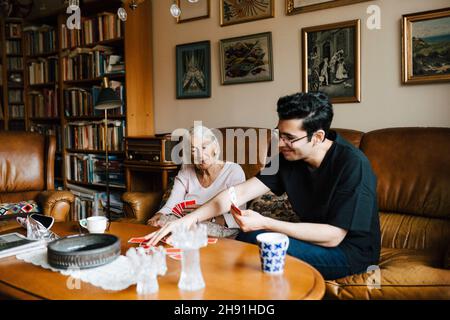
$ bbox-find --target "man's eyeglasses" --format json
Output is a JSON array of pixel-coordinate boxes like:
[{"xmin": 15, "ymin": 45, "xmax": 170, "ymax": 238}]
[{"xmin": 277, "ymin": 133, "xmax": 308, "ymax": 147}]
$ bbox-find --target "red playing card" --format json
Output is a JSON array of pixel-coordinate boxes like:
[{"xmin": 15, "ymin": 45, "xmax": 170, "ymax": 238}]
[
  {"xmin": 165, "ymin": 248, "xmax": 182, "ymax": 254},
  {"xmin": 231, "ymin": 204, "xmax": 242, "ymax": 216},
  {"xmin": 128, "ymin": 237, "xmax": 148, "ymax": 244},
  {"xmin": 208, "ymin": 238, "xmax": 218, "ymax": 244},
  {"xmin": 168, "ymin": 254, "xmax": 182, "ymax": 261},
  {"xmin": 184, "ymin": 200, "xmax": 196, "ymax": 207}
]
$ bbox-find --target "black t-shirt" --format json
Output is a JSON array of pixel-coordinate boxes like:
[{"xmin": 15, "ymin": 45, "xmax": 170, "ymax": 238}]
[{"xmin": 256, "ymin": 131, "xmax": 381, "ymax": 273}]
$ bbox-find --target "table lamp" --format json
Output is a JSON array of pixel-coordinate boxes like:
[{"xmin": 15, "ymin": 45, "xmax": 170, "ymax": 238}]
[{"xmin": 94, "ymin": 77, "xmax": 122, "ymax": 227}]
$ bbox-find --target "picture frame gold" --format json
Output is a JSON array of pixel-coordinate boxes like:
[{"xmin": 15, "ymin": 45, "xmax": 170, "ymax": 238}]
[
  {"xmin": 286, "ymin": 0, "xmax": 371, "ymax": 15},
  {"xmin": 176, "ymin": 0, "xmax": 210, "ymax": 24},
  {"xmin": 302, "ymin": 19, "xmax": 361, "ymax": 103},
  {"xmin": 219, "ymin": 32, "xmax": 273, "ymax": 85},
  {"xmin": 220, "ymin": 0, "xmax": 275, "ymax": 27},
  {"xmin": 402, "ymin": 7, "xmax": 450, "ymax": 85}
]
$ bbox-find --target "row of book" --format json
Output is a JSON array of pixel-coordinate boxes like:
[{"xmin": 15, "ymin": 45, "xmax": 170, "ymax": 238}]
[
  {"xmin": 5, "ymin": 40, "xmax": 22, "ymax": 55},
  {"xmin": 66, "ymin": 154, "xmax": 125, "ymax": 187},
  {"xmin": 24, "ymin": 25, "xmax": 57, "ymax": 56},
  {"xmin": 30, "ymin": 124, "xmax": 62, "ymax": 152},
  {"xmin": 28, "ymin": 89, "xmax": 58, "ymax": 118},
  {"xmin": 65, "ymin": 120, "xmax": 125, "ymax": 151},
  {"xmin": 8, "ymin": 90, "xmax": 23, "ymax": 103},
  {"xmin": 27, "ymin": 57, "xmax": 58, "ymax": 84},
  {"xmin": 61, "ymin": 46, "xmax": 123, "ymax": 81},
  {"xmin": 61, "ymin": 12, "xmax": 124, "ymax": 49},
  {"xmin": 68, "ymin": 183, "xmax": 124, "ymax": 221},
  {"xmin": 7, "ymin": 57, "xmax": 23, "ymax": 70},
  {"xmin": 9, "ymin": 104, "xmax": 25, "ymax": 118},
  {"xmin": 64, "ymin": 81, "xmax": 125, "ymax": 117}
]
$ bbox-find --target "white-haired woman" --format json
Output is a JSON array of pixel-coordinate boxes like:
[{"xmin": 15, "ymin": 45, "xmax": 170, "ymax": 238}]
[{"xmin": 147, "ymin": 126, "xmax": 246, "ymax": 236}]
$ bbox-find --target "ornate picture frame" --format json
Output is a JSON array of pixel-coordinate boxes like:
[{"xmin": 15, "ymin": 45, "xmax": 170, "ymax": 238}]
[
  {"xmin": 302, "ymin": 19, "xmax": 361, "ymax": 103},
  {"xmin": 176, "ymin": 41, "xmax": 211, "ymax": 99},
  {"xmin": 402, "ymin": 7, "xmax": 450, "ymax": 84},
  {"xmin": 286, "ymin": 0, "xmax": 371, "ymax": 15},
  {"xmin": 220, "ymin": 0, "xmax": 275, "ymax": 27},
  {"xmin": 176, "ymin": 0, "xmax": 210, "ymax": 24},
  {"xmin": 220, "ymin": 32, "xmax": 273, "ymax": 85}
]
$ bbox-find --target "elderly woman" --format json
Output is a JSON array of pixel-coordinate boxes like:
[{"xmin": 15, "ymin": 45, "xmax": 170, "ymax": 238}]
[{"xmin": 147, "ymin": 126, "xmax": 245, "ymax": 235}]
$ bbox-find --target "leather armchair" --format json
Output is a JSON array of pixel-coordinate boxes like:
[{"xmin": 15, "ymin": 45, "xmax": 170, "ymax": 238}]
[{"xmin": 0, "ymin": 132, "xmax": 74, "ymax": 232}]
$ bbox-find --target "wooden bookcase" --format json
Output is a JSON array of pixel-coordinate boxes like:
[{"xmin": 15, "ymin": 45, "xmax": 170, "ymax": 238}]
[
  {"xmin": 0, "ymin": 0, "xmax": 155, "ymax": 220},
  {"xmin": 0, "ymin": 18, "xmax": 27, "ymax": 132}
]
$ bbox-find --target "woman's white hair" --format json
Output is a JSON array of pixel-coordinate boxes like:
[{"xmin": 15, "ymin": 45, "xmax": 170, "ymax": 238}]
[{"xmin": 189, "ymin": 125, "xmax": 221, "ymax": 159}]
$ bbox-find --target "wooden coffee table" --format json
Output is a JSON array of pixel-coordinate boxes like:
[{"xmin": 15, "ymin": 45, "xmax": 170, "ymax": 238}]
[{"xmin": 0, "ymin": 222, "xmax": 325, "ymax": 300}]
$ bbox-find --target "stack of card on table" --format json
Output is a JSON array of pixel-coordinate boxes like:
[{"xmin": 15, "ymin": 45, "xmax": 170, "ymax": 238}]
[
  {"xmin": 171, "ymin": 200, "xmax": 196, "ymax": 218},
  {"xmin": 128, "ymin": 235, "xmax": 218, "ymax": 261}
]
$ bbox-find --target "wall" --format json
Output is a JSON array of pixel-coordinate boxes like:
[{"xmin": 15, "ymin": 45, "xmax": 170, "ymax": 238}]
[{"xmin": 152, "ymin": 0, "xmax": 450, "ymax": 134}]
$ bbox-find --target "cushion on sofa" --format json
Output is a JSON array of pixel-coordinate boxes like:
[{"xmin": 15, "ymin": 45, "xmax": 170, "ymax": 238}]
[
  {"xmin": 325, "ymin": 248, "xmax": 450, "ymax": 300},
  {"xmin": 248, "ymin": 192, "xmax": 300, "ymax": 223},
  {"xmin": 0, "ymin": 200, "xmax": 40, "ymax": 218}
]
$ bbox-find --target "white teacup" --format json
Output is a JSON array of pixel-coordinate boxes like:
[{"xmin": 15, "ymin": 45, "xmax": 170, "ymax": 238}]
[{"xmin": 79, "ymin": 216, "xmax": 109, "ymax": 234}]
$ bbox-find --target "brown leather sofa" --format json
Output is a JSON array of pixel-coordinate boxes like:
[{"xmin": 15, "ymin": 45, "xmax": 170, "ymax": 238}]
[
  {"xmin": 122, "ymin": 127, "xmax": 450, "ymax": 299},
  {"xmin": 0, "ymin": 132, "xmax": 74, "ymax": 232}
]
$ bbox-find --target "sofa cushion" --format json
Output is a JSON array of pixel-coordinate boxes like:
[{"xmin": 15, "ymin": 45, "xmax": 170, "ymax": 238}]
[
  {"xmin": 248, "ymin": 192, "xmax": 300, "ymax": 223},
  {"xmin": 325, "ymin": 247, "xmax": 450, "ymax": 300},
  {"xmin": 0, "ymin": 200, "xmax": 40, "ymax": 218}
]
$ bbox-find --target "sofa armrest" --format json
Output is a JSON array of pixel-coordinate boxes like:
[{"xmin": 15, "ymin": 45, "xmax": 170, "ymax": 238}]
[
  {"xmin": 38, "ymin": 190, "xmax": 75, "ymax": 222},
  {"xmin": 121, "ymin": 191, "xmax": 163, "ymax": 224}
]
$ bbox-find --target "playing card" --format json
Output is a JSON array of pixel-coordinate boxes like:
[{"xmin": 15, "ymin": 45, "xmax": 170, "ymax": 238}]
[
  {"xmin": 231, "ymin": 203, "xmax": 242, "ymax": 216},
  {"xmin": 184, "ymin": 200, "xmax": 196, "ymax": 207},
  {"xmin": 165, "ymin": 248, "xmax": 182, "ymax": 254},
  {"xmin": 128, "ymin": 237, "xmax": 148, "ymax": 244},
  {"xmin": 168, "ymin": 254, "xmax": 182, "ymax": 261},
  {"xmin": 208, "ymin": 238, "xmax": 218, "ymax": 244}
]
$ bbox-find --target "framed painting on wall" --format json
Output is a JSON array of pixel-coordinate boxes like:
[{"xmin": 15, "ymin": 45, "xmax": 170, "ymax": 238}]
[
  {"xmin": 220, "ymin": 0, "xmax": 274, "ymax": 26},
  {"xmin": 286, "ymin": 0, "xmax": 371, "ymax": 15},
  {"xmin": 176, "ymin": 41, "xmax": 211, "ymax": 99},
  {"xmin": 176, "ymin": 0, "xmax": 210, "ymax": 23},
  {"xmin": 402, "ymin": 7, "xmax": 450, "ymax": 84},
  {"xmin": 220, "ymin": 32, "xmax": 273, "ymax": 85},
  {"xmin": 302, "ymin": 19, "xmax": 361, "ymax": 103}
]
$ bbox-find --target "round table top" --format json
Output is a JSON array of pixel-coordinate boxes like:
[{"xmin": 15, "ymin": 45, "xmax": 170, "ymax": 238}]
[{"xmin": 0, "ymin": 222, "xmax": 325, "ymax": 300}]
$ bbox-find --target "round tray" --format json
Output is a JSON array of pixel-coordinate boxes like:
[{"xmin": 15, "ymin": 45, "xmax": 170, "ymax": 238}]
[{"xmin": 47, "ymin": 234, "xmax": 121, "ymax": 270}]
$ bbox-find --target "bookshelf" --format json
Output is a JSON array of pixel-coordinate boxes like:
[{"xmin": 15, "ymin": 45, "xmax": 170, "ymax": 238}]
[
  {"xmin": 0, "ymin": 0, "xmax": 155, "ymax": 221},
  {"xmin": 57, "ymin": 6, "xmax": 127, "ymax": 220},
  {"xmin": 0, "ymin": 18, "xmax": 26, "ymax": 131}
]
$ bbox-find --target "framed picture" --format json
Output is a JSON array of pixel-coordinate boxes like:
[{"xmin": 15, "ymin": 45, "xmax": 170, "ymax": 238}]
[
  {"xmin": 176, "ymin": 41, "xmax": 211, "ymax": 99},
  {"xmin": 220, "ymin": 0, "xmax": 274, "ymax": 27},
  {"xmin": 286, "ymin": 0, "xmax": 371, "ymax": 15},
  {"xmin": 220, "ymin": 32, "xmax": 273, "ymax": 85},
  {"xmin": 176, "ymin": 0, "xmax": 210, "ymax": 23},
  {"xmin": 302, "ymin": 19, "xmax": 361, "ymax": 103},
  {"xmin": 402, "ymin": 7, "xmax": 450, "ymax": 84}
]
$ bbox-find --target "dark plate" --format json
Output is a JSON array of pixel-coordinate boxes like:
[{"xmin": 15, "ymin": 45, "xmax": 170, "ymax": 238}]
[{"xmin": 47, "ymin": 234, "xmax": 121, "ymax": 270}]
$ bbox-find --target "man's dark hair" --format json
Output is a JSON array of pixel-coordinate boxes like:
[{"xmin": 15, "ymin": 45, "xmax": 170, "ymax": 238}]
[{"xmin": 277, "ymin": 92, "xmax": 334, "ymax": 140}]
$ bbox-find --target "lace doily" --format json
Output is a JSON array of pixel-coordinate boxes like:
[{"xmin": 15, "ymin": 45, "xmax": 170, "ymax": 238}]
[{"xmin": 16, "ymin": 249, "xmax": 136, "ymax": 291}]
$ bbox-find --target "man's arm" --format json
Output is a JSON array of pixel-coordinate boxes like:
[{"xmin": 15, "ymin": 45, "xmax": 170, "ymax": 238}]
[
  {"xmin": 145, "ymin": 177, "xmax": 270, "ymax": 245},
  {"xmin": 231, "ymin": 210, "xmax": 348, "ymax": 248}
]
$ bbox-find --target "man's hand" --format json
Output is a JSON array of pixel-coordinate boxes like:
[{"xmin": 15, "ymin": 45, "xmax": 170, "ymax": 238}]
[
  {"xmin": 144, "ymin": 214, "xmax": 198, "ymax": 246},
  {"xmin": 231, "ymin": 207, "xmax": 268, "ymax": 232}
]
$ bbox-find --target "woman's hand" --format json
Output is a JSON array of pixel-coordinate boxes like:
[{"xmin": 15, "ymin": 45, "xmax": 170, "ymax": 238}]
[
  {"xmin": 147, "ymin": 212, "xmax": 163, "ymax": 227},
  {"xmin": 230, "ymin": 207, "xmax": 268, "ymax": 233},
  {"xmin": 144, "ymin": 214, "xmax": 198, "ymax": 246}
]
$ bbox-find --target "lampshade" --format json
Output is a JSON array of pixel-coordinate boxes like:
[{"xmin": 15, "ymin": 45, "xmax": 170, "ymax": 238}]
[{"xmin": 94, "ymin": 77, "xmax": 122, "ymax": 110}]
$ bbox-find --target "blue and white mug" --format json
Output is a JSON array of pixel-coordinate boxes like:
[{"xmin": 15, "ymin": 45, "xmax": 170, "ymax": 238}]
[{"xmin": 256, "ymin": 233, "xmax": 289, "ymax": 275}]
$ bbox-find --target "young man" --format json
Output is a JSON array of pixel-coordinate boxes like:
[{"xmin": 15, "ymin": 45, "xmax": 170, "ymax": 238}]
[{"xmin": 146, "ymin": 92, "xmax": 381, "ymax": 280}]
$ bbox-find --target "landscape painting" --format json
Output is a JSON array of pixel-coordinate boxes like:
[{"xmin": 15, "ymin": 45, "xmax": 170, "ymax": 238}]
[{"xmin": 403, "ymin": 8, "xmax": 450, "ymax": 84}]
